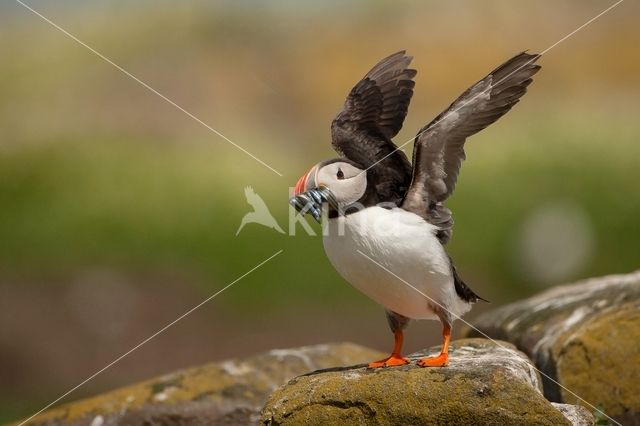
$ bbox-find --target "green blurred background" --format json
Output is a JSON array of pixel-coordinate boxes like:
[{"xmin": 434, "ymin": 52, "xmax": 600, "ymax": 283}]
[{"xmin": 1, "ymin": 0, "xmax": 639, "ymax": 422}]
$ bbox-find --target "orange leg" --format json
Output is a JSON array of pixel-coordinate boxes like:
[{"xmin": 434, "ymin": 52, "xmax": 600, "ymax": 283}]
[
  {"xmin": 368, "ymin": 330, "xmax": 410, "ymax": 368},
  {"xmin": 417, "ymin": 324, "xmax": 451, "ymax": 367}
]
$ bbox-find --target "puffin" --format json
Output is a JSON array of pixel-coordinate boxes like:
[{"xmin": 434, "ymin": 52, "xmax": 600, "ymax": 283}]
[{"xmin": 290, "ymin": 51, "xmax": 541, "ymax": 368}]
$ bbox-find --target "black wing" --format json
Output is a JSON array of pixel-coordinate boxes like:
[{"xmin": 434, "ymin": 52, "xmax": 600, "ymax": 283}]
[
  {"xmin": 402, "ymin": 52, "xmax": 541, "ymax": 242},
  {"xmin": 331, "ymin": 51, "xmax": 416, "ymax": 203}
]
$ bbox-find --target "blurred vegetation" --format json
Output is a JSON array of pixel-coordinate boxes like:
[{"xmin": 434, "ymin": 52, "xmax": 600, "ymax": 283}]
[{"xmin": 1, "ymin": 0, "xmax": 639, "ymax": 422}]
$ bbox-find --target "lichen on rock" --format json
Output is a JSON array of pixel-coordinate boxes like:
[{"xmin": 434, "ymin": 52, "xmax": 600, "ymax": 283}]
[
  {"xmin": 551, "ymin": 403, "xmax": 596, "ymax": 426},
  {"xmin": 14, "ymin": 343, "xmax": 383, "ymax": 426},
  {"xmin": 465, "ymin": 270, "xmax": 640, "ymax": 425},
  {"xmin": 261, "ymin": 339, "xmax": 578, "ymax": 426}
]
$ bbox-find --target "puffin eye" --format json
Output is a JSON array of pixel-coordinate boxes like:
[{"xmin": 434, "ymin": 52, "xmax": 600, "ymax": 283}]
[{"xmin": 336, "ymin": 169, "xmax": 345, "ymax": 180}]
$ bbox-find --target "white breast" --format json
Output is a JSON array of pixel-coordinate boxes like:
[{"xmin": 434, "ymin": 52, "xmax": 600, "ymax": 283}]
[{"xmin": 322, "ymin": 207, "xmax": 471, "ymax": 320}]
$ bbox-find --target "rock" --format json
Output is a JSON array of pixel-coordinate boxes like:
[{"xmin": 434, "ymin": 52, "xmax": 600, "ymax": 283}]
[
  {"xmin": 551, "ymin": 403, "xmax": 595, "ymax": 426},
  {"xmin": 261, "ymin": 338, "xmax": 574, "ymax": 426},
  {"xmin": 465, "ymin": 270, "xmax": 640, "ymax": 425},
  {"xmin": 14, "ymin": 343, "xmax": 383, "ymax": 426}
]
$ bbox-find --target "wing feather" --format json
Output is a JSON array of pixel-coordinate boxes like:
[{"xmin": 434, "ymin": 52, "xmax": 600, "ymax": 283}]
[
  {"xmin": 402, "ymin": 52, "xmax": 542, "ymax": 242},
  {"xmin": 330, "ymin": 51, "xmax": 416, "ymax": 202}
]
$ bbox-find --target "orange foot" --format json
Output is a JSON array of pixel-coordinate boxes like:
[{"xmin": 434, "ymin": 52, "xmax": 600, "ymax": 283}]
[
  {"xmin": 368, "ymin": 354, "xmax": 410, "ymax": 368},
  {"xmin": 417, "ymin": 353, "xmax": 449, "ymax": 367}
]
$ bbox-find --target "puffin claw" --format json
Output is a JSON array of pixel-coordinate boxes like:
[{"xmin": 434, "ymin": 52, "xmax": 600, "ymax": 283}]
[
  {"xmin": 417, "ymin": 353, "xmax": 449, "ymax": 367},
  {"xmin": 367, "ymin": 354, "xmax": 409, "ymax": 369}
]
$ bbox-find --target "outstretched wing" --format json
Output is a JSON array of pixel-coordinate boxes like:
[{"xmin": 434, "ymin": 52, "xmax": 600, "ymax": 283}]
[
  {"xmin": 331, "ymin": 51, "xmax": 416, "ymax": 202},
  {"xmin": 402, "ymin": 52, "xmax": 541, "ymax": 241}
]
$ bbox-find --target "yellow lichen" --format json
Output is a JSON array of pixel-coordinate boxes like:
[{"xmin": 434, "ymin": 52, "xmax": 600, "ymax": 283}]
[{"xmin": 555, "ymin": 302, "xmax": 640, "ymax": 420}]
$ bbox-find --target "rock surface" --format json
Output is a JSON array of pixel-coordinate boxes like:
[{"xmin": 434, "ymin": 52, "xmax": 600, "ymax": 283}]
[
  {"xmin": 465, "ymin": 270, "xmax": 640, "ymax": 425},
  {"xmin": 14, "ymin": 343, "xmax": 383, "ymax": 426},
  {"xmin": 551, "ymin": 403, "xmax": 596, "ymax": 426},
  {"xmin": 261, "ymin": 339, "xmax": 579, "ymax": 426}
]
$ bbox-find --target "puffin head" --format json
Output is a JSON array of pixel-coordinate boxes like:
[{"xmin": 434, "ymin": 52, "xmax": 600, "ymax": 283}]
[{"xmin": 290, "ymin": 159, "xmax": 367, "ymax": 222}]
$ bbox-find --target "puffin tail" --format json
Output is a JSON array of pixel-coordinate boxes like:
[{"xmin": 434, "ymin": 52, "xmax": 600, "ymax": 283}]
[{"xmin": 448, "ymin": 255, "xmax": 489, "ymax": 303}]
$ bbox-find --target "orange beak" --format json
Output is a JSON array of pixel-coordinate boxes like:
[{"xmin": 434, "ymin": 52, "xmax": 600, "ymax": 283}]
[
  {"xmin": 294, "ymin": 169, "xmax": 311, "ymax": 196},
  {"xmin": 294, "ymin": 166, "xmax": 317, "ymax": 195},
  {"xmin": 289, "ymin": 165, "xmax": 334, "ymax": 222}
]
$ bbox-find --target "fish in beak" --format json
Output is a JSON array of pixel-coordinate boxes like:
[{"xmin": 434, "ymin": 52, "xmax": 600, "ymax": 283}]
[{"xmin": 289, "ymin": 165, "xmax": 337, "ymax": 222}]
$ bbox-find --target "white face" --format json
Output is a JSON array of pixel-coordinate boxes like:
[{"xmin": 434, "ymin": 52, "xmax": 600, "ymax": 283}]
[{"xmin": 315, "ymin": 161, "xmax": 367, "ymax": 205}]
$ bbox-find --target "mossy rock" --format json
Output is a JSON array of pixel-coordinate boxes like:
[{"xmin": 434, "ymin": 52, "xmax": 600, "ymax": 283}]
[
  {"xmin": 261, "ymin": 339, "xmax": 577, "ymax": 425},
  {"xmin": 465, "ymin": 271, "xmax": 640, "ymax": 425},
  {"xmin": 13, "ymin": 343, "xmax": 383, "ymax": 426}
]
